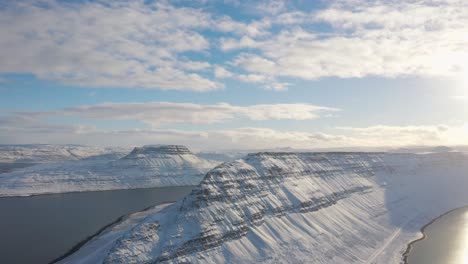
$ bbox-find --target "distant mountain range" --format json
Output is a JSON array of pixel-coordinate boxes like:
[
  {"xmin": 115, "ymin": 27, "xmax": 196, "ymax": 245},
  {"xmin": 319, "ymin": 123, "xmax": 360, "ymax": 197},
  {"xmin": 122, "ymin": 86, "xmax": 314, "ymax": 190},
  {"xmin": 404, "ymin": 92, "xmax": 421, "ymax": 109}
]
[
  {"xmin": 0, "ymin": 144, "xmax": 127, "ymax": 164},
  {"xmin": 0, "ymin": 145, "xmax": 219, "ymax": 197}
]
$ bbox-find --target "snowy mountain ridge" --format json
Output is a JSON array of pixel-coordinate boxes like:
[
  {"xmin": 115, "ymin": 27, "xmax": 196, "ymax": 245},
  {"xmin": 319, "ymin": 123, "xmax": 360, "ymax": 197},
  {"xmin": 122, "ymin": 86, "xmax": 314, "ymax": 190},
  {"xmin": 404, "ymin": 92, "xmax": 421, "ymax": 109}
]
[
  {"xmin": 61, "ymin": 151, "xmax": 468, "ymax": 264},
  {"xmin": 0, "ymin": 144, "xmax": 124, "ymax": 164},
  {"xmin": 0, "ymin": 145, "xmax": 219, "ymax": 197}
]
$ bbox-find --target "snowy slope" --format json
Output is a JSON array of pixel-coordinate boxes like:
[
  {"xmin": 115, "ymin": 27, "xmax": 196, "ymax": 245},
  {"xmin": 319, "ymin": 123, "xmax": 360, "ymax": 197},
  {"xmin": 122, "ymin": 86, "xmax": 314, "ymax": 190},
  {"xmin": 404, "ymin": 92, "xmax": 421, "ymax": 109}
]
[
  {"xmin": 0, "ymin": 144, "xmax": 123, "ymax": 164},
  {"xmin": 60, "ymin": 151, "xmax": 468, "ymax": 264},
  {"xmin": 0, "ymin": 144, "xmax": 128, "ymax": 174},
  {"xmin": 0, "ymin": 145, "xmax": 219, "ymax": 197}
]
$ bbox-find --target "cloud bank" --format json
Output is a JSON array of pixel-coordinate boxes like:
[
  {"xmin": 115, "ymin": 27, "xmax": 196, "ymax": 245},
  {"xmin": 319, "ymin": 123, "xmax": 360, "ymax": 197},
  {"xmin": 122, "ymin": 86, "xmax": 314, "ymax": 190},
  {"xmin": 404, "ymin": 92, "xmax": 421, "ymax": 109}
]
[
  {"xmin": 1, "ymin": 109, "xmax": 466, "ymax": 150},
  {"xmin": 1, "ymin": 0, "xmax": 467, "ymax": 91},
  {"xmin": 7, "ymin": 102, "xmax": 339, "ymax": 126}
]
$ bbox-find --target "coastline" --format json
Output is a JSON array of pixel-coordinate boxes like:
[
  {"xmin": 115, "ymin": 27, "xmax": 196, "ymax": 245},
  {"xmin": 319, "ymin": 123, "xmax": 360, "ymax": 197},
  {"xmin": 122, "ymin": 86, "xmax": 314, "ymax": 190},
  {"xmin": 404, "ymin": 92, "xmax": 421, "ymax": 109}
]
[
  {"xmin": 50, "ymin": 202, "xmax": 174, "ymax": 264},
  {"xmin": 402, "ymin": 205, "xmax": 468, "ymax": 263},
  {"xmin": 0, "ymin": 184, "xmax": 197, "ymax": 199}
]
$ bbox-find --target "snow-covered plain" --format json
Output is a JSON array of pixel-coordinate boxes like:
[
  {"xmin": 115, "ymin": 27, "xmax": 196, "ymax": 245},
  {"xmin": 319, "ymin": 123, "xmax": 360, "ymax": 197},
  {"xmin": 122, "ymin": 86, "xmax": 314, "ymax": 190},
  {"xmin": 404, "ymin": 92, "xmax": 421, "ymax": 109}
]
[
  {"xmin": 0, "ymin": 145, "xmax": 219, "ymax": 197},
  {"xmin": 59, "ymin": 151, "xmax": 468, "ymax": 264}
]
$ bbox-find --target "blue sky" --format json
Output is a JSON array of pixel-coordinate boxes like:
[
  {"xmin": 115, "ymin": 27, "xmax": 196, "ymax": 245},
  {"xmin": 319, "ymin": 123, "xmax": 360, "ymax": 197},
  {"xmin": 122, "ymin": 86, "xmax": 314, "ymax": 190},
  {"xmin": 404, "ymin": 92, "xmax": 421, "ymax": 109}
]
[{"xmin": 0, "ymin": 0, "xmax": 467, "ymax": 150}]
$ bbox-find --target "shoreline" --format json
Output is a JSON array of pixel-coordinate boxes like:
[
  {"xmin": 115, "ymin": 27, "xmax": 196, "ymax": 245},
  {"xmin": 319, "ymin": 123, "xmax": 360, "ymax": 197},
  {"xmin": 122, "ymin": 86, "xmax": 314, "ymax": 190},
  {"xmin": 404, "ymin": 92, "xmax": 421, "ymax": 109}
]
[
  {"xmin": 49, "ymin": 202, "xmax": 175, "ymax": 264},
  {"xmin": 0, "ymin": 184, "xmax": 197, "ymax": 199},
  {"xmin": 402, "ymin": 205, "xmax": 468, "ymax": 263}
]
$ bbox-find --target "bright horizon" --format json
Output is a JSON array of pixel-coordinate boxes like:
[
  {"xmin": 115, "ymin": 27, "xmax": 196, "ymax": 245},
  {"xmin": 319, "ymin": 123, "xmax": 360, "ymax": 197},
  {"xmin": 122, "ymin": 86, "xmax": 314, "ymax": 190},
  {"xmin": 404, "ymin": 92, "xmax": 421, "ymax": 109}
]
[{"xmin": 1, "ymin": 0, "xmax": 467, "ymax": 150}]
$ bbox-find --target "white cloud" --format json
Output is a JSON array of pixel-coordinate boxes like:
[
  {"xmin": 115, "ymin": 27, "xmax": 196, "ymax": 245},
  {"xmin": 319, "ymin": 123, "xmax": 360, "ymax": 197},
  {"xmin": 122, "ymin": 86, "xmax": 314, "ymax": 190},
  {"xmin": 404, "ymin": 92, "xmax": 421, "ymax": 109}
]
[
  {"xmin": 0, "ymin": 114, "xmax": 97, "ymax": 134},
  {"xmin": 220, "ymin": 36, "xmax": 260, "ymax": 51},
  {"xmin": 1, "ymin": 112, "xmax": 467, "ymax": 149},
  {"xmin": 231, "ymin": 53, "xmax": 277, "ymax": 75},
  {"xmin": 2, "ymin": 123, "xmax": 466, "ymax": 150},
  {"xmin": 338, "ymin": 124, "xmax": 468, "ymax": 146},
  {"xmin": 177, "ymin": 61, "xmax": 212, "ymax": 71},
  {"xmin": 0, "ymin": 124, "xmax": 353, "ymax": 150},
  {"xmin": 1, "ymin": 0, "xmax": 467, "ymax": 91},
  {"xmin": 255, "ymin": 0, "xmax": 287, "ymax": 15},
  {"xmin": 0, "ymin": 1, "xmax": 223, "ymax": 91},
  {"xmin": 235, "ymin": 73, "xmax": 269, "ymax": 83},
  {"xmin": 263, "ymin": 82, "xmax": 290, "ymax": 91},
  {"xmin": 214, "ymin": 66, "xmax": 234, "ymax": 79},
  {"xmin": 223, "ymin": 0, "xmax": 468, "ymax": 80},
  {"xmin": 13, "ymin": 102, "xmax": 339, "ymax": 126}
]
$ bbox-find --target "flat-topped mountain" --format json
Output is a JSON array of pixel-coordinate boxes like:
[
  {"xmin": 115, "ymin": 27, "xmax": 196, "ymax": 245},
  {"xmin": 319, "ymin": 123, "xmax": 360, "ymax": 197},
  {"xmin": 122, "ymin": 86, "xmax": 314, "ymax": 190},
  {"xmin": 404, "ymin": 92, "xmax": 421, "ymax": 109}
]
[
  {"xmin": 62, "ymin": 151, "xmax": 468, "ymax": 264},
  {"xmin": 124, "ymin": 145, "xmax": 193, "ymax": 157},
  {"xmin": 0, "ymin": 145, "xmax": 219, "ymax": 197}
]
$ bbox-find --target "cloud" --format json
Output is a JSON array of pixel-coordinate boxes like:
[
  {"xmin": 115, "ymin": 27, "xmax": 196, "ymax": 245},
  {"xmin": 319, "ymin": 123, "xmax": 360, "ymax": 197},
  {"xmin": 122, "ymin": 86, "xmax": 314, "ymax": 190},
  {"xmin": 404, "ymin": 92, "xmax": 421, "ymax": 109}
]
[
  {"xmin": 8, "ymin": 102, "xmax": 339, "ymax": 127},
  {"xmin": 222, "ymin": 0, "xmax": 468, "ymax": 80},
  {"xmin": 0, "ymin": 110, "xmax": 349, "ymax": 149},
  {"xmin": 255, "ymin": 0, "xmax": 287, "ymax": 15},
  {"xmin": 0, "ymin": 114, "xmax": 96, "ymax": 134},
  {"xmin": 2, "ymin": 123, "xmax": 467, "ymax": 150},
  {"xmin": 215, "ymin": 56, "xmax": 288, "ymax": 90},
  {"xmin": 1, "ymin": 0, "xmax": 467, "ymax": 91},
  {"xmin": 0, "ymin": 124, "xmax": 353, "ymax": 150},
  {"xmin": 1, "ymin": 112, "xmax": 467, "ymax": 149},
  {"xmin": 338, "ymin": 124, "xmax": 468, "ymax": 146},
  {"xmin": 214, "ymin": 66, "xmax": 234, "ymax": 78},
  {"xmin": 0, "ymin": 1, "xmax": 224, "ymax": 91}
]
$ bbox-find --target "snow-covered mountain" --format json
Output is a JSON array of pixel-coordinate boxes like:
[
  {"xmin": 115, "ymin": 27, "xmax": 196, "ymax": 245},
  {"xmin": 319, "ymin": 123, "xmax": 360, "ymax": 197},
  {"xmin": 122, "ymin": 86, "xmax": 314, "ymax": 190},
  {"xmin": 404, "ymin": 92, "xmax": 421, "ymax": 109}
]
[
  {"xmin": 0, "ymin": 144, "xmax": 124, "ymax": 164},
  {"xmin": 0, "ymin": 145, "xmax": 219, "ymax": 197},
  {"xmin": 0, "ymin": 144, "xmax": 128, "ymax": 174},
  {"xmin": 60, "ymin": 151, "xmax": 468, "ymax": 264}
]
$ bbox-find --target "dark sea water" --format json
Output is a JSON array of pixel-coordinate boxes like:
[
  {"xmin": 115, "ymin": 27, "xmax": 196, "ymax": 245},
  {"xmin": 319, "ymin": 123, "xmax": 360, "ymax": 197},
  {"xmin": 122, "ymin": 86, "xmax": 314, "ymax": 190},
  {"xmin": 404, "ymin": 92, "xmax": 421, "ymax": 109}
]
[
  {"xmin": 407, "ymin": 207, "xmax": 468, "ymax": 264},
  {"xmin": 0, "ymin": 186, "xmax": 194, "ymax": 264}
]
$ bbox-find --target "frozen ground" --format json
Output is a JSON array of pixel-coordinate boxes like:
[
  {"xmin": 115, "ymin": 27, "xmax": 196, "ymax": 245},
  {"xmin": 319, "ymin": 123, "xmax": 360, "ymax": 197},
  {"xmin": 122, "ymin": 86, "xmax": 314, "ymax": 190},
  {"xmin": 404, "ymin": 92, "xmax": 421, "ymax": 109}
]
[
  {"xmin": 0, "ymin": 145, "xmax": 218, "ymax": 197},
  {"xmin": 59, "ymin": 151, "xmax": 468, "ymax": 264}
]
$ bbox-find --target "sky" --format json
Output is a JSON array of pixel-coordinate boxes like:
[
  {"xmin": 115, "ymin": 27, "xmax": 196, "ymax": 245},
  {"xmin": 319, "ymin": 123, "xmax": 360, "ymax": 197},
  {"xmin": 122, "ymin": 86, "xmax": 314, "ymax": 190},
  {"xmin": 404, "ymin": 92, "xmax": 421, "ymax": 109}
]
[{"xmin": 0, "ymin": 0, "xmax": 467, "ymax": 150}]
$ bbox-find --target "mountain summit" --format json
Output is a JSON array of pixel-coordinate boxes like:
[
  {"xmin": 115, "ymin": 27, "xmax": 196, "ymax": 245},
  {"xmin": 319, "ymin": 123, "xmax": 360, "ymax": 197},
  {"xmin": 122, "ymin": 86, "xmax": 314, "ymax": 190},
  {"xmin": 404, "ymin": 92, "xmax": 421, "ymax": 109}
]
[{"xmin": 124, "ymin": 145, "xmax": 193, "ymax": 157}]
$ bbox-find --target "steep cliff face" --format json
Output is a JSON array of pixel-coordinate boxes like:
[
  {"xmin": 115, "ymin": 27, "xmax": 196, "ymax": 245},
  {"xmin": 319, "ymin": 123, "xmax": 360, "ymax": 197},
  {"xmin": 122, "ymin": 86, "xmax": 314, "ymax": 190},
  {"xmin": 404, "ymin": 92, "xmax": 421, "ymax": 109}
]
[
  {"xmin": 0, "ymin": 145, "xmax": 219, "ymax": 197},
  {"xmin": 124, "ymin": 145, "xmax": 193, "ymax": 157},
  {"xmin": 62, "ymin": 152, "xmax": 468, "ymax": 264}
]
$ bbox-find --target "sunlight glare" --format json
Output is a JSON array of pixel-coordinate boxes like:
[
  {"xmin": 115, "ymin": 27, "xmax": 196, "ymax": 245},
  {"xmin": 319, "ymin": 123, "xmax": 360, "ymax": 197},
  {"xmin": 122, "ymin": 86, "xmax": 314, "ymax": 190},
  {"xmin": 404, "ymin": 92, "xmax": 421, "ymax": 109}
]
[{"xmin": 454, "ymin": 211, "xmax": 468, "ymax": 264}]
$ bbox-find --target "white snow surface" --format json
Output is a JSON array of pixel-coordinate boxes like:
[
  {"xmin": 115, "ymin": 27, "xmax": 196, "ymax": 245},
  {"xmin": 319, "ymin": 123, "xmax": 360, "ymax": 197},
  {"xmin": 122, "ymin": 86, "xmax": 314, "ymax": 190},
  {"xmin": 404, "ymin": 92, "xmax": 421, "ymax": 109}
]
[
  {"xmin": 0, "ymin": 145, "xmax": 219, "ymax": 197},
  {"xmin": 59, "ymin": 203, "xmax": 174, "ymax": 264},
  {"xmin": 0, "ymin": 144, "xmax": 125, "ymax": 164},
  {"xmin": 59, "ymin": 151, "xmax": 468, "ymax": 264}
]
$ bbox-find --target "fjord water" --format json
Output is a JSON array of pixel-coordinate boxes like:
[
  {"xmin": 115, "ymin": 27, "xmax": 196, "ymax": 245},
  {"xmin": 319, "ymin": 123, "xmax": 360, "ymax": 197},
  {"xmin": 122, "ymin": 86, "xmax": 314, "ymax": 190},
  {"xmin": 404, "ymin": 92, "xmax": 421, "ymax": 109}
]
[
  {"xmin": 0, "ymin": 186, "xmax": 194, "ymax": 264},
  {"xmin": 407, "ymin": 207, "xmax": 468, "ymax": 264}
]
